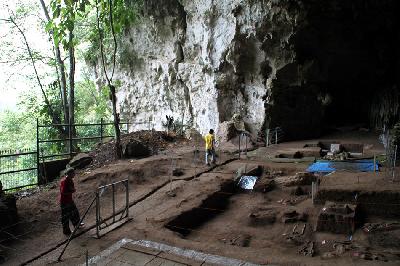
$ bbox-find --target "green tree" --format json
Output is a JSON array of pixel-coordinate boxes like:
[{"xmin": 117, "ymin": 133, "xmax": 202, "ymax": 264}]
[{"xmin": 45, "ymin": 0, "xmax": 142, "ymax": 158}]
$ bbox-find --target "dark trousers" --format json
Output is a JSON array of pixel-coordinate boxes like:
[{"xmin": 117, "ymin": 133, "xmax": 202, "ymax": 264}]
[
  {"xmin": 61, "ymin": 202, "xmax": 80, "ymax": 233},
  {"xmin": 205, "ymin": 148, "xmax": 216, "ymax": 164}
]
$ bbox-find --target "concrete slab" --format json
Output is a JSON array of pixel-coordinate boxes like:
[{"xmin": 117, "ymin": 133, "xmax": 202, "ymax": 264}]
[
  {"xmin": 145, "ymin": 257, "xmax": 186, "ymax": 266},
  {"xmin": 86, "ymin": 239, "xmax": 262, "ymax": 266},
  {"xmin": 122, "ymin": 242, "xmax": 161, "ymax": 256},
  {"xmin": 115, "ymin": 249, "xmax": 155, "ymax": 265}
]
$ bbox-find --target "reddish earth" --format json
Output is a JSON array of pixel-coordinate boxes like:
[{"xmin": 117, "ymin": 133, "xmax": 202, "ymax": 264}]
[{"xmin": 1, "ymin": 130, "xmax": 400, "ymax": 265}]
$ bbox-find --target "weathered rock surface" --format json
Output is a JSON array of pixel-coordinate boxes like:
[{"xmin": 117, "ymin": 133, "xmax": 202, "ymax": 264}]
[
  {"xmin": 87, "ymin": 0, "xmax": 400, "ymax": 140},
  {"xmin": 109, "ymin": 0, "xmax": 304, "ymax": 138}
]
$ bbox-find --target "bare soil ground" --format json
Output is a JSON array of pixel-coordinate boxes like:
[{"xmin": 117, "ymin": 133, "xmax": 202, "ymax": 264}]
[{"xmin": 1, "ymin": 130, "xmax": 400, "ymax": 265}]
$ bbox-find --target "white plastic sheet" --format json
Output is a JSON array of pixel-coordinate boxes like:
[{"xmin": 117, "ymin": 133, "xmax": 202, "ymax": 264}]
[{"xmin": 237, "ymin": 175, "xmax": 258, "ymax": 190}]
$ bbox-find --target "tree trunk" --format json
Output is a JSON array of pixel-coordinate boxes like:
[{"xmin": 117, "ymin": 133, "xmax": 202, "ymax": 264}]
[
  {"xmin": 68, "ymin": 30, "xmax": 76, "ymax": 140},
  {"xmin": 39, "ymin": 0, "xmax": 69, "ymax": 125},
  {"xmin": 110, "ymin": 85, "xmax": 122, "ymax": 158},
  {"xmin": 96, "ymin": 0, "xmax": 122, "ymax": 159},
  {"xmin": 56, "ymin": 43, "xmax": 69, "ymax": 124}
]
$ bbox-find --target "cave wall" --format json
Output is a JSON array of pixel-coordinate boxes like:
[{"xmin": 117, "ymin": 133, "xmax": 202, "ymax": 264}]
[
  {"xmin": 113, "ymin": 0, "xmax": 400, "ymax": 139},
  {"xmin": 114, "ymin": 0, "xmax": 303, "ymax": 137}
]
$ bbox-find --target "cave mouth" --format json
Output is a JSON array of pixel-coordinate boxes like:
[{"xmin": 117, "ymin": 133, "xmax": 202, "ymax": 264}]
[
  {"xmin": 271, "ymin": 0, "xmax": 399, "ymax": 139},
  {"xmin": 305, "ymin": 0, "xmax": 399, "ymax": 129}
]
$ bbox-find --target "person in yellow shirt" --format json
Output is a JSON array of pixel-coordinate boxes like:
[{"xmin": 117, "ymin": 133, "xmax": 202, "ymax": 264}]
[{"xmin": 204, "ymin": 129, "xmax": 216, "ymax": 165}]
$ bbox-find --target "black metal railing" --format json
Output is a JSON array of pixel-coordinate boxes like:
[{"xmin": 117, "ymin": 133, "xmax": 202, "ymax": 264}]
[
  {"xmin": 0, "ymin": 149, "xmax": 37, "ymax": 191},
  {"xmin": 0, "ymin": 120, "xmax": 132, "ymax": 192},
  {"xmin": 37, "ymin": 119, "xmax": 131, "ymax": 161},
  {"xmin": 1, "ymin": 116, "xmax": 187, "ymax": 191}
]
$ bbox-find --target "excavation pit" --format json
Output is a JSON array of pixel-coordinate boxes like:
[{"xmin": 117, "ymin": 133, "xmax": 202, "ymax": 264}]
[
  {"xmin": 165, "ymin": 180, "xmax": 237, "ymax": 237},
  {"xmin": 316, "ymin": 201, "xmax": 359, "ymax": 234}
]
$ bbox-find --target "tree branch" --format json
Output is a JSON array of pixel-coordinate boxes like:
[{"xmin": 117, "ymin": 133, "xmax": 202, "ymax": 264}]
[
  {"xmin": 95, "ymin": 0, "xmax": 111, "ymax": 86},
  {"xmin": 109, "ymin": 0, "xmax": 117, "ymax": 81},
  {"xmin": 39, "ymin": 0, "xmax": 69, "ymax": 124},
  {"xmin": 8, "ymin": 12, "xmax": 63, "ymax": 131}
]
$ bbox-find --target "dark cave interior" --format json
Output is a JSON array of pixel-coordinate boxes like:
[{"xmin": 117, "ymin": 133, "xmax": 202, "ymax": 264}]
[{"xmin": 271, "ymin": 0, "xmax": 400, "ymax": 139}]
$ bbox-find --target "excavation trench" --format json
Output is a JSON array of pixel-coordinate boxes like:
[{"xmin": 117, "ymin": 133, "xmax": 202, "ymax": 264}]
[
  {"xmin": 165, "ymin": 180, "xmax": 237, "ymax": 237},
  {"xmin": 20, "ymin": 156, "xmax": 238, "ymax": 265},
  {"xmin": 164, "ymin": 166, "xmax": 262, "ymax": 237}
]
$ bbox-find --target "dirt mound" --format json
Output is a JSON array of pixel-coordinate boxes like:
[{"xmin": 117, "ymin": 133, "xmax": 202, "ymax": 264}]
[
  {"xmin": 69, "ymin": 153, "xmax": 93, "ymax": 169},
  {"xmin": 88, "ymin": 131, "xmax": 189, "ymax": 169}
]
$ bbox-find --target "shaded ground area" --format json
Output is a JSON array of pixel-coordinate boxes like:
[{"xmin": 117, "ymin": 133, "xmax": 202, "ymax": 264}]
[{"xmin": 2, "ymin": 130, "xmax": 400, "ymax": 265}]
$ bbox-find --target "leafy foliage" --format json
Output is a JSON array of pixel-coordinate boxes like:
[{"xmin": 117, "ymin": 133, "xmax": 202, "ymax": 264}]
[
  {"xmin": 1, "ymin": 0, "xmax": 142, "ymax": 151},
  {"xmin": 46, "ymin": 0, "xmax": 142, "ymax": 63}
]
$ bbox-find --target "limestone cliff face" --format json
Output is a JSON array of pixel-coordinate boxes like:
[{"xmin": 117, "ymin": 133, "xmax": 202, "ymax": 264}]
[
  {"xmin": 112, "ymin": 0, "xmax": 399, "ymax": 139},
  {"xmin": 114, "ymin": 0, "xmax": 304, "ymax": 137}
]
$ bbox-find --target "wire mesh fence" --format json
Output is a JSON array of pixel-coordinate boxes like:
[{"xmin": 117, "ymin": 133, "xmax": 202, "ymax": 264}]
[
  {"xmin": 37, "ymin": 119, "xmax": 130, "ymax": 161},
  {"xmin": 0, "ymin": 149, "xmax": 37, "ymax": 191},
  {"xmin": 0, "ymin": 120, "xmax": 132, "ymax": 192}
]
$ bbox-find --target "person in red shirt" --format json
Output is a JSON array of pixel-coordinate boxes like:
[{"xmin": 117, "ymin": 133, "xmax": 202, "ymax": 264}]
[{"xmin": 60, "ymin": 167, "xmax": 80, "ymax": 235}]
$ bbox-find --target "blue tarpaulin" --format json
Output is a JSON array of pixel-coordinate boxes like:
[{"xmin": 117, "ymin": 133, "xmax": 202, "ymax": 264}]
[{"xmin": 307, "ymin": 160, "xmax": 378, "ymax": 173}]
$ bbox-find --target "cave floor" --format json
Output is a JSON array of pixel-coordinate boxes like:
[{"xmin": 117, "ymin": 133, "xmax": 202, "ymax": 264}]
[{"xmin": 3, "ymin": 130, "xmax": 400, "ymax": 265}]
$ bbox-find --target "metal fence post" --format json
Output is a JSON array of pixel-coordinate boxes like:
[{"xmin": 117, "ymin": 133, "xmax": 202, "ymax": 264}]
[
  {"xmin": 126, "ymin": 180, "xmax": 129, "ymax": 219},
  {"xmin": 238, "ymin": 133, "xmax": 241, "ymax": 159},
  {"xmin": 181, "ymin": 114, "xmax": 184, "ymax": 135},
  {"xmin": 266, "ymin": 128, "xmax": 269, "ymax": 147},
  {"xmin": 96, "ymin": 191, "xmax": 100, "ymax": 238},
  {"xmin": 311, "ymin": 181, "xmax": 315, "ymax": 205},
  {"xmin": 100, "ymin": 118, "xmax": 103, "ymax": 143},
  {"xmin": 393, "ymin": 145, "xmax": 397, "ymax": 182},
  {"xmin": 148, "ymin": 117, "xmax": 151, "ymax": 131},
  {"xmin": 69, "ymin": 118, "xmax": 73, "ymax": 158},
  {"xmin": 275, "ymin": 128, "xmax": 278, "ymax": 144},
  {"xmin": 112, "ymin": 183, "xmax": 115, "ymax": 223},
  {"xmin": 36, "ymin": 118, "xmax": 40, "ymax": 182}
]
